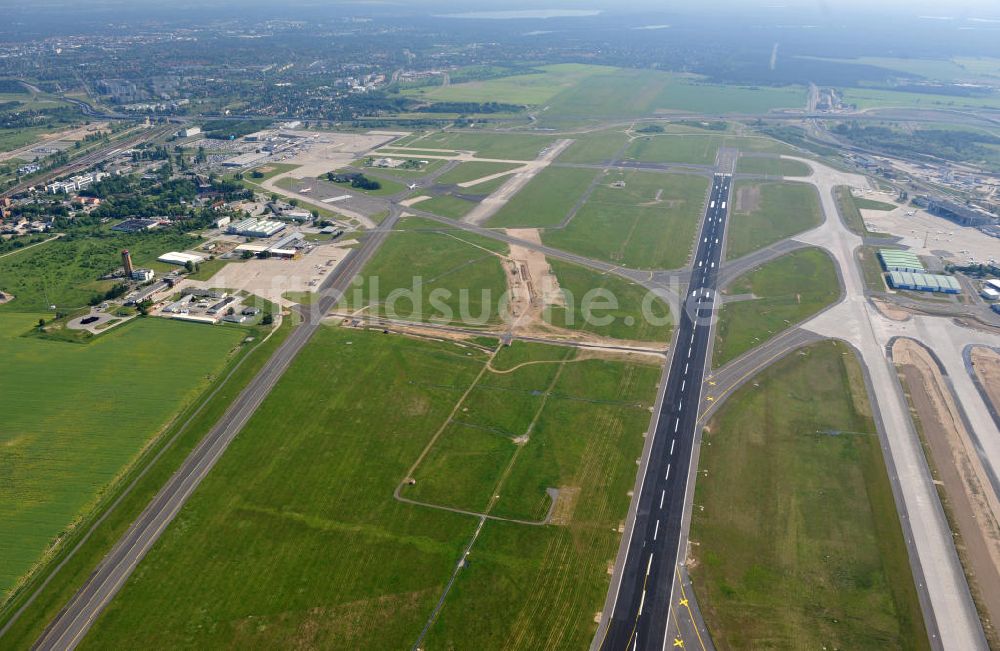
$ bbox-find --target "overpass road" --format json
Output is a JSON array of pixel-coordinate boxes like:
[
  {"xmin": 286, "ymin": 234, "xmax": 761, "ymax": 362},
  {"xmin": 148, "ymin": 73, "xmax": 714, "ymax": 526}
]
[{"xmin": 597, "ymin": 174, "xmax": 732, "ymax": 651}]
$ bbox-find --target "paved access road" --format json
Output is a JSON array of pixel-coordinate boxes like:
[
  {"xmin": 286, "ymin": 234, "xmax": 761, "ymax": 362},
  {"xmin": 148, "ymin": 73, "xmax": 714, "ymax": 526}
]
[
  {"xmin": 598, "ymin": 174, "xmax": 731, "ymax": 651},
  {"xmin": 31, "ymin": 210, "xmax": 402, "ymax": 651}
]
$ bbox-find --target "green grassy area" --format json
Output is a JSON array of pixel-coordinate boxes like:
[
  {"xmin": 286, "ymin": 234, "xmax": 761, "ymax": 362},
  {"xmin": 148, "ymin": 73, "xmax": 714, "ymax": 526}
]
[
  {"xmin": 0, "ymin": 314, "xmax": 244, "ymax": 599},
  {"xmin": 735, "ymin": 156, "xmax": 812, "ymax": 177},
  {"xmin": 246, "ymin": 162, "xmax": 301, "ymax": 181},
  {"xmin": 546, "ymin": 259, "xmax": 673, "ymax": 342},
  {"xmin": 624, "ymin": 134, "xmax": 723, "ymax": 166},
  {"xmin": 556, "ymin": 128, "xmax": 630, "ymax": 164},
  {"xmin": 410, "ymin": 64, "xmax": 805, "ymax": 124},
  {"xmin": 713, "ymin": 248, "xmax": 840, "ymax": 367},
  {"xmin": 417, "ymin": 194, "xmax": 478, "ymax": 220},
  {"xmin": 833, "ymin": 186, "xmax": 892, "ymax": 238},
  {"xmin": 434, "ymin": 161, "xmax": 522, "ymax": 187},
  {"xmin": 726, "ymin": 181, "xmax": 823, "ymax": 260},
  {"xmin": 542, "ymin": 170, "xmax": 709, "ymax": 269},
  {"xmin": 397, "ymin": 131, "xmax": 558, "ymax": 161},
  {"xmin": 853, "ymin": 196, "xmax": 898, "ymax": 211},
  {"xmin": 842, "ymin": 86, "xmax": 1000, "ymax": 111},
  {"xmin": 0, "ymin": 127, "xmax": 54, "ymax": 153},
  {"xmin": 488, "ymin": 167, "xmax": 599, "ymax": 228},
  {"xmin": 858, "ymin": 245, "xmax": 888, "ymax": 293},
  {"xmin": 0, "ymin": 317, "xmax": 291, "ymax": 648},
  {"xmin": 81, "ymin": 328, "xmax": 660, "ymax": 649},
  {"xmin": 312, "ymin": 174, "xmax": 406, "ymax": 198},
  {"xmin": 184, "ymin": 257, "xmax": 232, "ymax": 281},
  {"xmin": 0, "ymin": 231, "xmax": 201, "ymax": 312},
  {"xmin": 403, "ymin": 63, "xmax": 606, "ymax": 106},
  {"xmin": 340, "ymin": 218, "xmax": 508, "ymax": 326},
  {"xmin": 692, "ymin": 341, "xmax": 929, "ymax": 650},
  {"xmin": 361, "ymin": 158, "xmax": 448, "ymax": 179}
]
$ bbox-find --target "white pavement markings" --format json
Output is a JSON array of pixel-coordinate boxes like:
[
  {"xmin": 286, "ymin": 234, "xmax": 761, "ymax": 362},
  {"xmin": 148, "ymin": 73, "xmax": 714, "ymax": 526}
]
[
  {"xmin": 674, "ymin": 420, "xmax": 679, "ymax": 433},
  {"xmin": 654, "ymin": 520, "xmax": 660, "ymax": 540},
  {"xmin": 787, "ymin": 155, "xmax": 988, "ymax": 650},
  {"xmin": 670, "ymin": 439, "xmax": 675, "ymax": 455},
  {"xmin": 660, "ymin": 490, "xmax": 666, "ymax": 509}
]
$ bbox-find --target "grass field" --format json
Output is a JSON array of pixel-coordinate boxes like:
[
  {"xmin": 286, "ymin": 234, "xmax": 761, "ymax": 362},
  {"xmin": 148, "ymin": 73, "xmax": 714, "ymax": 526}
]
[
  {"xmin": 542, "ymin": 170, "xmax": 709, "ymax": 269},
  {"xmin": 417, "ymin": 194, "xmax": 478, "ymax": 219},
  {"xmin": 713, "ymin": 248, "xmax": 840, "ymax": 367},
  {"xmin": 340, "ymin": 218, "xmax": 508, "ymax": 326},
  {"xmin": 246, "ymin": 163, "xmax": 300, "ymax": 181},
  {"xmin": 858, "ymin": 245, "xmax": 888, "ymax": 293},
  {"xmin": 404, "ymin": 63, "xmax": 604, "ymax": 106},
  {"xmin": 842, "ymin": 86, "xmax": 1000, "ymax": 111},
  {"xmin": 834, "ymin": 186, "xmax": 892, "ymax": 238},
  {"xmin": 691, "ymin": 341, "xmax": 929, "ymax": 650},
  {"xmin": 434, "ymin": 161, "xmax": 522, "ymax": 187},
  {"xmin": 0, "ymin": 231, "xmax": 201, "ymax": 312},
  {"xmin": 404, "ymin": 64, "xmax": 805, "ymax": 122},
  {"xmin": 0, "ymin": 314, "xmax": 244, "ymax": 599},
  {"xmin": 853, "ymin": 196, "xmax": 898, "ymax": 211},
  {"xmin": 0, "ymin": 127, "xmax": 53, "ymax": 153},
  {"xmin": 488, "ymin": 167, "xmax": 599, "ymax": 228},
  {"xmin": 81, "ymin": 328, "xmax": 661, "ymax": 650},
  {"xmin": 725, "ymin": 181, "xmax": 823, "ymax": 260},
  {"xmin": 624, "ymin": 134, "xmax": 723, "ymax": 166},
  {"xmin": 400, "ymin": 131, "xmax": 558, "ymax": 161},
  {"xmin": 735, "ymin": 156, "xmax": 812, "ymax": 177},
  {"xmin": 546, "ymin": 259, "xmax": 673, "ymax": 342},
  {"xmin": 555, "ymin": 128, "xmax": 630, "ymax": 164}
]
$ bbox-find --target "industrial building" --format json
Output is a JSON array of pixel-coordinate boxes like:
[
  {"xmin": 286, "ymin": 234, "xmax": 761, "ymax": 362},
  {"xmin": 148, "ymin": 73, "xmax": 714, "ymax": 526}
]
[
  {"xmin": 914, "ymin": 196, "xmax": 996, "ymax": 227},
  {"xmin": 112, "ymin": 218, "xmax": 160, "ymax": 233},
  {"xmin": 982, "ymin": 287, "xmax": 1000, "ymax": 301},
  {"xmin": 158, "ymin": 251, "xmax": 206, "ymax": 266},
  {"xmin": 879, "ymin": 249, "xmax": 926, "ymax": 273},
  {"xmin": 227, "ymin": 217, "xmax": 285, "ymax": 238},
  {"xmin": 178, "ymin": 126, "xmax": 201, "ymax": 138},
  {"xmin": 888, "ymin": 271, "xmax": 961, "ymax": 294}
]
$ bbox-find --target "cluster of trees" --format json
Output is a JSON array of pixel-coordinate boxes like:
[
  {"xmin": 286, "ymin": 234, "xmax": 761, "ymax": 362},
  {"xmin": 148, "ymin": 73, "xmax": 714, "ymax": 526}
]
[
  {"xmin": 833, "ymin": 123, "xmax": 1000, "ymax": 168},
  {"xmin": 414, "ymin": 101, "xmax": 524, "ymax": 114},
  {"xmin": 326, "ymin": 172, "xmax": 381, "ymax": 191},
  {"xmin": 88, "ymin": 282, "xmax": 128, "ymax": 306}
]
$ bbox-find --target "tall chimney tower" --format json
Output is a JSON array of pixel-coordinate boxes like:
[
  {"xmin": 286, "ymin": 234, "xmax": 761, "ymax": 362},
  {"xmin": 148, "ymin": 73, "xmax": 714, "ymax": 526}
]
[{"xmin": 121, "ymin": 249, "xmax": 134, "ymax": 278}]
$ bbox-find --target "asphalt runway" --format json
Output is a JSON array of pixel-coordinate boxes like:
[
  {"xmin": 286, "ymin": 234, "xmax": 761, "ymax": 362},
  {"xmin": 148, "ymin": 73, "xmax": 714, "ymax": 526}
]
[
  {"xmin": 30, "ymin": 210, "xmax": 402, "ymax": 651},
  {"xmin": 597, "ymin": 174, "xmax": 731, "ymax": 651}
]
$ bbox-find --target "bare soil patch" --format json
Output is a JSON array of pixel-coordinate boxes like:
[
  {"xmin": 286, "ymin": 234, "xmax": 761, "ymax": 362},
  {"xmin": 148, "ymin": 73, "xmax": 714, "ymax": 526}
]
[
  {"xmin": 971, "ymin": 347, "xmax": 1000, "ymax": 416},
  {"xmin": 873, "ymin": 298, "xmax": 911, "ymax": 322},
  {"xmin": 549, "ymin": 486, "xmax": 580, "ymax": 526},
  {"xmin": 734, "ymin": 184, "xmax": 761, "ymax": 213},
  {"xmin": 894, "ymin": 339, "xmax": 1000, "ymax": 647}
]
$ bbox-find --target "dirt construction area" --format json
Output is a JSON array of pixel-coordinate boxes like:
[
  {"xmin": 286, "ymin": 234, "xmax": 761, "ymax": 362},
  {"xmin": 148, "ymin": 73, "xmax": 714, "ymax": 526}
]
[
  {"xmin": 971, "ymin": 347, "xmax": 1000, "ymax": 417},
  {"xmin": 893, "ymin": 338, "xmax": 1000, "ymax": 647},
  {"xmin": 177, "ymin": 241, "xmax": 358, "ymax": 307},
  {"xmin": 504, "ymin": 228, "xmax": 566, "ymax": 328}
]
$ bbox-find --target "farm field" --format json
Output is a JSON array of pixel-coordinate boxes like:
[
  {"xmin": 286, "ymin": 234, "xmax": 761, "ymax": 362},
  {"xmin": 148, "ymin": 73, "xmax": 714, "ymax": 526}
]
[
  {"xmin": 542, "ymin": 170, "xmax": 708, "ymax": 269},
  {"xmin": 434, "ymin": 161, "xmax": 522, "ymax": 186},
  {"xmin": 691, "ymin": 341, "xmax": 929, "ymax": 650},
  {"xmin": 339, "ymin": 218, "xmax": 508, "ymax": 326},
  {"xmin": 0, "ymin": 231, "xmax": 201, "ymax": 312},
  {"xmin": 488, "ymin": 167, "xmax": 599, "ymax": 228},
  {"xmin": 0, "ymin": 314, "xmax": 244, "ymax": 599},
  {"xmin": 734, "ymin": 156, "xmax": 812, "ymax": 177},
  {"xmin": 82, "ymin": 328, "xmax": 660, "ymax": 650},
  {"xmin": 725, "ymin": 180, "xmax": 823, "ymax": 260},
  {"xmin": 713, "ymin": 247, "xmax": 840, "ymax": 367}
]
